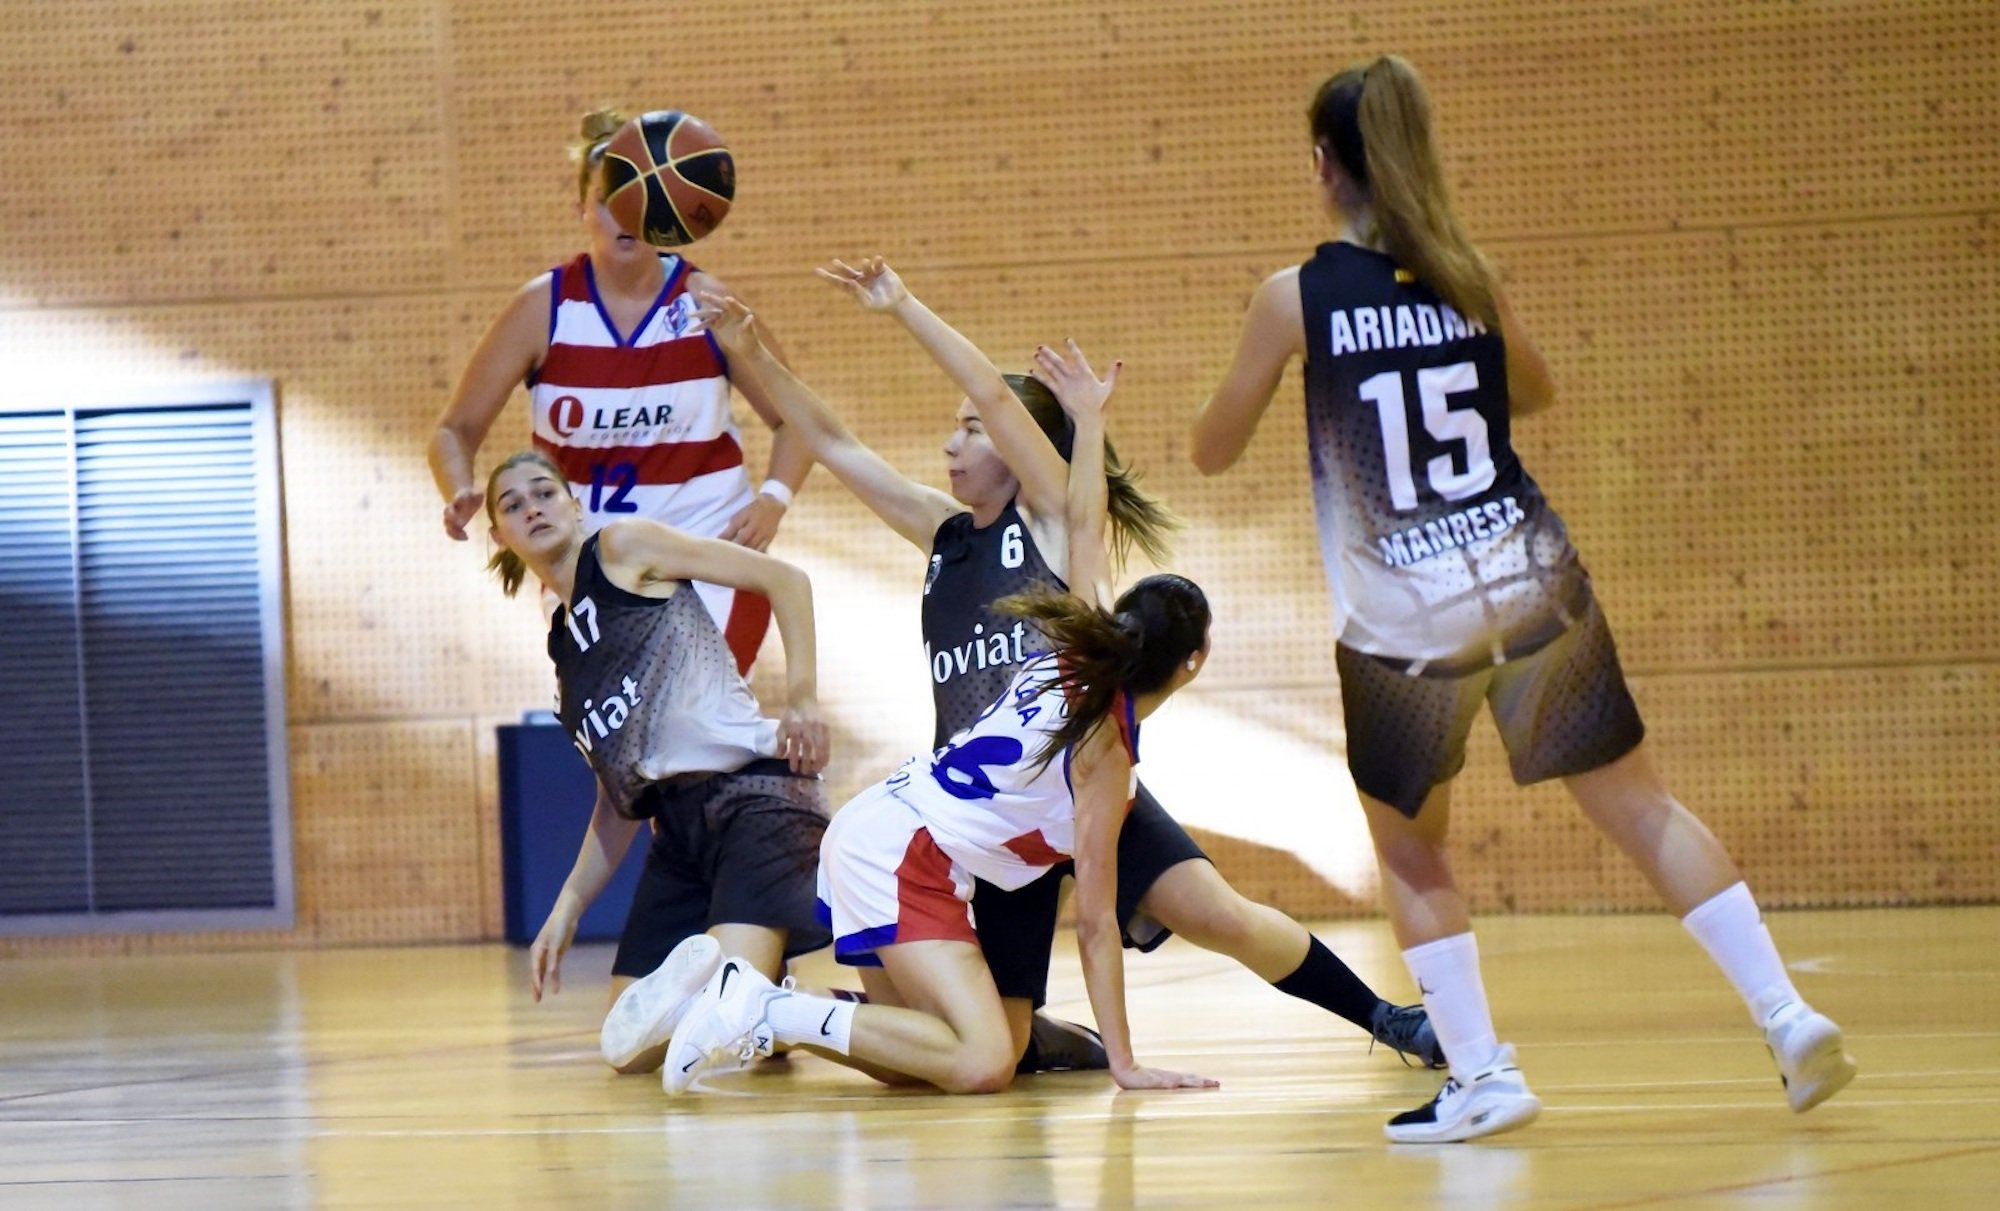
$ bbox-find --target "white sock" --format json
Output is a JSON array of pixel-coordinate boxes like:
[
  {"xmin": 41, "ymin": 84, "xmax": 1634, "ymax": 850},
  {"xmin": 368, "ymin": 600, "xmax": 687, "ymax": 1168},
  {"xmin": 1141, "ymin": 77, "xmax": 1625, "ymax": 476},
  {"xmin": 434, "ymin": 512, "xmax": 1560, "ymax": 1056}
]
[
  {"xmin": 1680, "ymin": 881, "xmax": 1801, "ymax": 1024},
  {"xmin": 763, "ymin": 991, "xmax": 857, "ymax": 1054},
  {"xmin": 1403, "ymin": 932, "xmax": 1502, "ymax": 1081}
]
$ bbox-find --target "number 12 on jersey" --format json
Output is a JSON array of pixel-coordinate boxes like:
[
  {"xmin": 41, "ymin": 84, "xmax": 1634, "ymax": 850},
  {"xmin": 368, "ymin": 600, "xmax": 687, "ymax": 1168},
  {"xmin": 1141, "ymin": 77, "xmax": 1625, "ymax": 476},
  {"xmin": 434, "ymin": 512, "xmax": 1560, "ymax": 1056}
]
[{"xmin": 1360, "ymin": 361, "xmax": 1496, "ymax": 511}]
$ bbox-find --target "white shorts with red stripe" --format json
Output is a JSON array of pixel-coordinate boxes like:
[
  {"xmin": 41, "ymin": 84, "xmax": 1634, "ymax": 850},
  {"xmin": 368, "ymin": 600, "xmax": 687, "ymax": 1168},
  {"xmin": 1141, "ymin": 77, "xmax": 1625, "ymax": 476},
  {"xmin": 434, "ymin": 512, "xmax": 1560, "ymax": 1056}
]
[{"xmin": 815, "ymin": 782, "xmax": 981, "ymax": 967}]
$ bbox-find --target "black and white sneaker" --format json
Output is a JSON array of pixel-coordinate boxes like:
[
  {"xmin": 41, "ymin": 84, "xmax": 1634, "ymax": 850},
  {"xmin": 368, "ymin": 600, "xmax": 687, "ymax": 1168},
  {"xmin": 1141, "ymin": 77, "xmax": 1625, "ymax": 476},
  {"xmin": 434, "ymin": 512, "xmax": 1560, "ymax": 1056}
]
[
  {"xmin": 1385, "ymin": 1044, "xmax": 1541, "ymax": 1143},
  {"xmin": 1369, "ymin": 1001, "xmax": 1447, "ymax": 1070},
  {"xmin": 1018, "ymin": 1013, "xmax": 1108, "ymax": 1074}
]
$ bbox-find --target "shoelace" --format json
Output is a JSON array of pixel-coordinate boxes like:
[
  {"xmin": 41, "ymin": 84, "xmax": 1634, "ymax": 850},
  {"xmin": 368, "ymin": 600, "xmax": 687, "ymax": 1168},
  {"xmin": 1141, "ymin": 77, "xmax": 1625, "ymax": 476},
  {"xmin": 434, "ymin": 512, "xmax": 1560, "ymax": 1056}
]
[
  {"xmin": 1368, "ymin": 1005, "xmax": 1429, "ymax": 1069},
  {"xmin": 724, "ymin": 977, "xmax": 797, "ymax": 1062}
]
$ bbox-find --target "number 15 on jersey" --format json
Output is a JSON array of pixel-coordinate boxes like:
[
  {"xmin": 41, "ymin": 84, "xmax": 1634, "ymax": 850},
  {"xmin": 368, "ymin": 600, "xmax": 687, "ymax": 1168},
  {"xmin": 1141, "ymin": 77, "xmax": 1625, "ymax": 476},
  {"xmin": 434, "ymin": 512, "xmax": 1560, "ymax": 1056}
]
[{"xmin": 1360, "ymin": 361, "xmax": 1497, "ymax": 512}]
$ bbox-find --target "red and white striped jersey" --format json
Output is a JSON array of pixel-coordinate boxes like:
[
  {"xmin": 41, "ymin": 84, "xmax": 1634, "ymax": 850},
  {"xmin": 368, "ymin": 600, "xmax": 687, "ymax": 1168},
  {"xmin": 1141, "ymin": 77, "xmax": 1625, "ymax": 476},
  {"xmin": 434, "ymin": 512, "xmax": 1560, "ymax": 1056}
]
[{"xmin": 529, "ymin": 251, "xmax": 754, "ymax": 541}]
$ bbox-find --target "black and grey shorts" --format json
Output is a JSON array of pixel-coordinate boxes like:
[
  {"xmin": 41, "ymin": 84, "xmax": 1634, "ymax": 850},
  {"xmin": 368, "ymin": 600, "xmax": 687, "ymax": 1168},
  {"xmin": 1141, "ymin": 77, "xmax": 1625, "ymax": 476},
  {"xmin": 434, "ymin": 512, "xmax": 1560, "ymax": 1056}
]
[
  {"xmin": 1337, "ymin": 590, "xmax": 1646, "ymax": 819},
  {"xmin": 611, "ymin": 758, "xmax": 833, "ymax": 979},
  {"xmin": 969, "ymin": 783, "xmax": 1209, "ymax": 1008}
]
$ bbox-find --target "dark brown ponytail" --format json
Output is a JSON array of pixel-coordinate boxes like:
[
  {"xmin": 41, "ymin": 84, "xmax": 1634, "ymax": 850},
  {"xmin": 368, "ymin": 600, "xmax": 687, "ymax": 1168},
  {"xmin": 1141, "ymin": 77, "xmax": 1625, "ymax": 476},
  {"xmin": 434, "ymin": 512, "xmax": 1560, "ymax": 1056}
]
[{"xmin": 999, "ymin": 573, "xmax": 1209, "ymax": 768}]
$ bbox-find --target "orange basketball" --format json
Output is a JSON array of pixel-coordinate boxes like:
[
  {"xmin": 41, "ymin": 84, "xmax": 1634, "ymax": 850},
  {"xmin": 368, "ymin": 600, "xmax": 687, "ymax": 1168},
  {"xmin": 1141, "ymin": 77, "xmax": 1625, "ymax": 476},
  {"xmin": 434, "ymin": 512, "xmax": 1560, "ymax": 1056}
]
[{"xmin": 599, "ymin": 111, "xmax": 736, "ymax": 247}]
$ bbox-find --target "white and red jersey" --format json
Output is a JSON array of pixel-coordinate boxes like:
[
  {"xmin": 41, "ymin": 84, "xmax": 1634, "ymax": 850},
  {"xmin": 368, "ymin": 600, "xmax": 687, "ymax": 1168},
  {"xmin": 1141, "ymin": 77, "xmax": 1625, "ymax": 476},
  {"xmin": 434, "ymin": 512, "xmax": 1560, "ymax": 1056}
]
[
  {"xmin": 529, "ymin": 251, "xmax": 754, "ymax": 542},
  {"xmin": 874, "ymin": 654, "xmax": 1140, "ymax": 893}
]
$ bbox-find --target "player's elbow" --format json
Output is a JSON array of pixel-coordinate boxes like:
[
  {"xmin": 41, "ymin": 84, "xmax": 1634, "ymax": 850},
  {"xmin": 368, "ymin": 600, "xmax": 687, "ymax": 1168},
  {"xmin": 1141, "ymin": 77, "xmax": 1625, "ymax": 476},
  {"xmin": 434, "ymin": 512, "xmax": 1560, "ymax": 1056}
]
[
  {"xmin": 432, "ymin": 415, "xmax": 482, "ymax": 455},
  {"xmin": 770, "ymin": 559, "xmax": 814, "ymax": 611},
  {"xmin": 1188, "ymin": 434, "xmax": 1236, "ymax": 477}
]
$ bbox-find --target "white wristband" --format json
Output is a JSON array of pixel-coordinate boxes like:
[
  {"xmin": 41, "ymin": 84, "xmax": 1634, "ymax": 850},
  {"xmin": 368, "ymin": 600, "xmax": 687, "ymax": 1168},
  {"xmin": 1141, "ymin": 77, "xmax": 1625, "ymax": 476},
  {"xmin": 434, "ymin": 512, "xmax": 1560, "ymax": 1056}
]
[{"xmin": 758, "ymin": 479, "xmax": 794, "ymax": 508}]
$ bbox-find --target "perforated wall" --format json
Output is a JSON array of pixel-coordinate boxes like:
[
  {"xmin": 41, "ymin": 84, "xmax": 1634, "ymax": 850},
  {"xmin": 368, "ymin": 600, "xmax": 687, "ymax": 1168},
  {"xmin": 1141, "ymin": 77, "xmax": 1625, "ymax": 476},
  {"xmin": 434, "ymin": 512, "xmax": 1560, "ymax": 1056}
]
[{"xmin": 0, "ymin": 0, "xmax": 1990, "ymax": 952}]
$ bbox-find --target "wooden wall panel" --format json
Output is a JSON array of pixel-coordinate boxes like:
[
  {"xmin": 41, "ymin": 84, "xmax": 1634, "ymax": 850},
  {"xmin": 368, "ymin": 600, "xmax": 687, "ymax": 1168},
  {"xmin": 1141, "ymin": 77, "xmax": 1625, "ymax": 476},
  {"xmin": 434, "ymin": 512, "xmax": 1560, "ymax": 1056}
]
[
  {"xmin": 287, "ymin": 721, "xmax": 487, "ymax": 943},
  {"xmin": 0, "ymin": 0, "xmax": 1990, "ymax": 953},
  {"xmin": 0, "ymin": 1, "xmax": 448, "ymax": 307},
  {"xmin": 438, "ymin": 1, "xmax": 1997, "ymax": 291},
  {"xmin": 1505, "ymin": 216, "xmax": 2000, "ymax": 671},
  {"xmin": 1444, "ymin": 665, "xmax": 2000, "ymax": 912}
]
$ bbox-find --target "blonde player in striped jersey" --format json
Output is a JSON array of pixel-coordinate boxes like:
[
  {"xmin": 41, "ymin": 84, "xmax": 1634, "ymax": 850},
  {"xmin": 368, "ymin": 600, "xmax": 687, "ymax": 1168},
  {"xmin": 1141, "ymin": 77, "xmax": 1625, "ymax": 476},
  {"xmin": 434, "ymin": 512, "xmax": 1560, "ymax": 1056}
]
[
  {"xmin": 1192, "ymin": 55, "xmax": 1855, "ymax": 1142},
  {"xmin": 660, "ymin": 313, "xmax": 1217, "ymax": 1096},
  {"xmin": 430, "ymin": 107, "xmax": 812, "ymax": 674}
]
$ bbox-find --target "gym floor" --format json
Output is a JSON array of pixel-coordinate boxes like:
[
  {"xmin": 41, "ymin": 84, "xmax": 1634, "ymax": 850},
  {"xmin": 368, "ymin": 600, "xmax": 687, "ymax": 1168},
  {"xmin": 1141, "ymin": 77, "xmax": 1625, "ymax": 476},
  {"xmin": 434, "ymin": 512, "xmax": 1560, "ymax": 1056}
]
[{"xmin": 1, "ymin": 907, "xmax": 1990, "ymax": 1209}]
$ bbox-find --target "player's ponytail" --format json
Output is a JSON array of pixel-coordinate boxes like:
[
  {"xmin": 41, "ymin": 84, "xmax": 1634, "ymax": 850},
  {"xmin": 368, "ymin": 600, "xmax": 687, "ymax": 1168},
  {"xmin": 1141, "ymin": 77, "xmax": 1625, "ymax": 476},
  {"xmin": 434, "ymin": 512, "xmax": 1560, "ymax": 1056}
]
[
  {"xmin": 1007, "ymin": 374, "xmax": 1181, "ymax": 568},
  {"xmin": 1309, "ymin": 56, "xmax": 1498, "ymax": 327},
  {"xmin": 998, "ymin": 574, "xmax": 1209, "ymax": 768},
  {"xmin": 483, "ymin": 450, "xmax": 570, "ymax": 597},
  {"xmin": 488, "ymin": 547, "xmax": 529, "ymax": 598},
  {"xmin": 572, "ymin": 106, "xmax": 630, "ymax": 200}
]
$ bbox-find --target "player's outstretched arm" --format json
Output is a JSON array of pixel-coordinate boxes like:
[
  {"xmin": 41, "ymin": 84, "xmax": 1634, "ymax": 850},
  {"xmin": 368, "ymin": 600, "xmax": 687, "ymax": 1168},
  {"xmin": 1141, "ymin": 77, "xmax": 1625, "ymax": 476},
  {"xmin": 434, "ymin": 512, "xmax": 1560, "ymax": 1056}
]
[
  {"xmin": 530, "ymin": 780, "xmax": 642, "ymax": 1001},
  {"xmin": 695, "ymin": 289, "xmax": 959, "ymax": 551},
  {"xmin": 820, "ymin": 256, "xmax": 1071, "ymax": 523},
  {"xmin": 1036, "ymin": 340, "xmax": 1115, "ymax": 608},
  {"xmin": 1071, "ymin": 725, "xmax": 1218, "ymax": 1092}
]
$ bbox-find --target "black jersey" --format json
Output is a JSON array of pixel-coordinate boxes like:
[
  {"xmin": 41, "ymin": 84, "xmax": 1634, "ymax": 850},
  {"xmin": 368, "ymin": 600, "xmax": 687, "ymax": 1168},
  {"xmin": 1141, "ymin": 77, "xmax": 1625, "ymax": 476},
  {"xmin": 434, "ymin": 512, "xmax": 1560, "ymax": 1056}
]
[
  {"xmin": 919, "ymin": 500, "xmax": 1067, "ymax": 747},
  {"xmin": 1299, "ymin": 242, "xmax": 1582, "ymax": 668},
  {"xmin": 550, "ymin": 535, "xmax": 777, "ymax": 817}
]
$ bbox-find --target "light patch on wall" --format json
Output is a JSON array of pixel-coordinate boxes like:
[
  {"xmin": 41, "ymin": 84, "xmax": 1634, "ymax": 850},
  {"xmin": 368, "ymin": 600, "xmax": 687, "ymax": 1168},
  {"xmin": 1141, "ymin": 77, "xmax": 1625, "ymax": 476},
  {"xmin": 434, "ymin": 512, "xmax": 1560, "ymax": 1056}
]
[
  {"xmin": 1134, "ymin": 696, "xmax": 1379, "ymax": 902},
  {"xmin": 2, "ymin": 309, "xmax": 224, "ymax": 400}
]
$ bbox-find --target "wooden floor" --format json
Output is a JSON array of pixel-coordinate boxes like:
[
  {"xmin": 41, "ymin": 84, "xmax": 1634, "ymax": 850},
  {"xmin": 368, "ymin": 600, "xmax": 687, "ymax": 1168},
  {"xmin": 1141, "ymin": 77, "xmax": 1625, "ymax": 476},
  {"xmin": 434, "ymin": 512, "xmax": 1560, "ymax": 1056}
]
[{"xmin": 0, "ymin": 908, "xmax": 1993, "ymax": 1210}]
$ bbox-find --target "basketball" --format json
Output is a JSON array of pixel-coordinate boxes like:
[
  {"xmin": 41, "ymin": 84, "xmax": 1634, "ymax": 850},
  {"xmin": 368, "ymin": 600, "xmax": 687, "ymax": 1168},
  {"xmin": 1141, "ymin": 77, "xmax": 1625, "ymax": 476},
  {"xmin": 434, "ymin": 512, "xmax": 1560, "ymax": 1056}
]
[{"xmin": 600, "ymin": 110, "xmax": 736, "ymax": 247}]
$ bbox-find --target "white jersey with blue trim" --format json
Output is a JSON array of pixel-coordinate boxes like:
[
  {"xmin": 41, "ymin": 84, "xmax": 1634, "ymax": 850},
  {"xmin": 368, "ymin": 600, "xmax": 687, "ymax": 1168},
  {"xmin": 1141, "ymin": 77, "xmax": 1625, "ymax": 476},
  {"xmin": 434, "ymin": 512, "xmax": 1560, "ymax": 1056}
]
[{"xmin": 877, "ymin": 653, "xmax": 1137, "ymax": 893}]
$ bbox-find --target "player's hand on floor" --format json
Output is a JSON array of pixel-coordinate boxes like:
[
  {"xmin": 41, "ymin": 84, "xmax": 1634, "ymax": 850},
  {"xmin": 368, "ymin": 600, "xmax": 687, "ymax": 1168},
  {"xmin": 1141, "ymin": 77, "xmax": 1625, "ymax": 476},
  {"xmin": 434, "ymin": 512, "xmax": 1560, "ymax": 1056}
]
[{"xmin": 1112, "ymin": 1064, "xmax": 1220, "ymax": 1091}]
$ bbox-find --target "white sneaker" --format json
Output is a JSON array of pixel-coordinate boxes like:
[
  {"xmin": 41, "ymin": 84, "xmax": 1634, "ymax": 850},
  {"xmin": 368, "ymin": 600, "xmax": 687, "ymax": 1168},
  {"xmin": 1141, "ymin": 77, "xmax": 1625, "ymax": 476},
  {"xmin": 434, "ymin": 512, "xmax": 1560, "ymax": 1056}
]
[
  {"xmin": 1385, "ymin": 1043, "xmax": 1542, "ymax": 1143},
  {"xmin": 599, "ymin": 934, "xmax": 722, "ymax": 1069},
  {"xmin": 661, "ymin": 957, "xmax": 789, "ymax": 1095},
  {"xmin": 1764, "ymin": 1001, "xmax": 1857, "ymax": 1113}
]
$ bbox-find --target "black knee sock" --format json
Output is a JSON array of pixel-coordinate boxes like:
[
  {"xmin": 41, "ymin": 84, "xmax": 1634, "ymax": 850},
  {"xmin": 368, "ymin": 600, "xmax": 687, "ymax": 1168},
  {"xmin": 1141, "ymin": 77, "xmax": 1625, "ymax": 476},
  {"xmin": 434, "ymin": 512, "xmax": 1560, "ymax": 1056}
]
[{"xmin": 1271, "ymin": 937, "xmax": 1385, "ymax": 1032}]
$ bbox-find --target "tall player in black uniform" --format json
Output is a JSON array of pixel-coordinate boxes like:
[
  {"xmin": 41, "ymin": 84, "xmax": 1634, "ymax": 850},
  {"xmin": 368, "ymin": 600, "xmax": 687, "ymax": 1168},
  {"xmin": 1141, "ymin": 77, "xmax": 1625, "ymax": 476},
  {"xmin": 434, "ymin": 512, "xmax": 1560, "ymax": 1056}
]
[
  {"xmin": 484, "ymin": 450, "xmax": 832, "ymax": 1077},
  {"xmin": 692, "ymin": 262, "xmax": 1442, "ymax": 1075},
  {"xmin": 1191, "ymin": 55, "xmax": 1856, "ymax": 1142}
]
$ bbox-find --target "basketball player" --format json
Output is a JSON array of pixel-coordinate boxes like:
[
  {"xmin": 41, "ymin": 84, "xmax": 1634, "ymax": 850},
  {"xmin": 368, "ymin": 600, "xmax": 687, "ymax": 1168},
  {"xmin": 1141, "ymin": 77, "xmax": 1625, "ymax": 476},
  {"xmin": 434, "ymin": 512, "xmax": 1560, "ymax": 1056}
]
[
  {"xmin": 665, "ymin": 369, "xmax": 1216, "ymax": 1095},
  {"xmin": 430, "ymin": 107, "xmax": 811, "ymax": 674},
  {"xmin": 1190, "ymin": 55, "xmax": 1857, "ymax": 1142},
  {"xmin": 483, "ymin": 449, "xmax": 831, "ymax": 1076},
  {"xmin": 690, "ymin": 269, "xmax": 1443, "ymax": 1074}
]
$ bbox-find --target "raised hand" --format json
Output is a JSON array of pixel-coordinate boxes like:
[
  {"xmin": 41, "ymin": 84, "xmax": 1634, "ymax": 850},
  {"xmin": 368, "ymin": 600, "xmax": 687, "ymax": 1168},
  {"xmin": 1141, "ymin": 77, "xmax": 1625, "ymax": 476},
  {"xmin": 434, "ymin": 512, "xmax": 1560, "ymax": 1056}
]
[
  {"xmin": 815, "ymin": 256, "xmax": 908, "ymax": 312},
  {"xmin": 1030, "ymin": 339, "xmax": 1121, "ymax": 423},
  {"xmin": 690, "ymin": 289, "xmax": 763, "ymax": 357}
]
